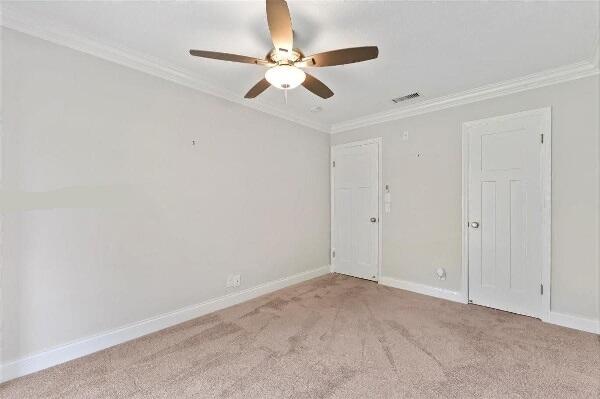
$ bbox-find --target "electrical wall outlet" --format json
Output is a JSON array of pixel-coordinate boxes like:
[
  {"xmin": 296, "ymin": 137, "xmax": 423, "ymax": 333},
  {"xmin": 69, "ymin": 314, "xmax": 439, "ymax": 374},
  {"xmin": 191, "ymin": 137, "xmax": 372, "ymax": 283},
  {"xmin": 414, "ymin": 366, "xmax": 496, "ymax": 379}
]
[
  {"xmin": 436, "ymin": 267, "xmax": 447, "ymax": 281},
  {"xmin": 227, "ymin": 274, "xmax": 241, "ymax": 288}
]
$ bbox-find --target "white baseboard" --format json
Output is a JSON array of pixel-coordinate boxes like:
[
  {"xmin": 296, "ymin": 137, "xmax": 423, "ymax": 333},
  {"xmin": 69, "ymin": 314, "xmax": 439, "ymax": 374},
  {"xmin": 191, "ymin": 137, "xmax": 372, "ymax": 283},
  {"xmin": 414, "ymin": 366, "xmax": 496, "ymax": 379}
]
[
  {"xmin": 379, "ymin": 276, "xmax": 466, "ymax": 304},
  {"xmin": 0, "ymin": 265, "xmax": 331, "ymax": 383},
  {"xmin": 379, "ymin": 277, "xmax": 599, "ymax": 335},
  {"xmin": 545, "ymin": 311, "xmax": 600, "ymax": 335}
]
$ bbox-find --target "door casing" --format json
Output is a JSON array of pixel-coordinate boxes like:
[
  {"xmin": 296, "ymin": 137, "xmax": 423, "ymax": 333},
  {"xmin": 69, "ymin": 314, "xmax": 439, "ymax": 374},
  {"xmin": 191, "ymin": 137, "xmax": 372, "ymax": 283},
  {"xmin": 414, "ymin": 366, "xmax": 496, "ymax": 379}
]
[
  {"xmin": 330, "ymin": 138, "xmax": 383, "ymax": 281},
  {"xmin": 461, "ymin": 107, "xmax": 552, "ymax": 320}
]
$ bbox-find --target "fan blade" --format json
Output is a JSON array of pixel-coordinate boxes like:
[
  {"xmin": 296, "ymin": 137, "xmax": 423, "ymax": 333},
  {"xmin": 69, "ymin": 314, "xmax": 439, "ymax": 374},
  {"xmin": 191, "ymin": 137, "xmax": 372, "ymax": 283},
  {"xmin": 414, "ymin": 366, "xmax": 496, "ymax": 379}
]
[
  {"xmin": 266, "ymin": 0, "xmax": 294, "ymax": 55},
  {"xmin": 189, "ymin": 50, "xmax": 270, "ymax": 65},
  {"xmin": 302, "ymin": 46, "xmax": 379, "ymax": 67},
  {"xmin": 244, "ymin": 78, "xmax": 271, "ymax": 98},
  {"xmin": 302, "ymin": 73, "xmax": 334, "ymax": 99}
]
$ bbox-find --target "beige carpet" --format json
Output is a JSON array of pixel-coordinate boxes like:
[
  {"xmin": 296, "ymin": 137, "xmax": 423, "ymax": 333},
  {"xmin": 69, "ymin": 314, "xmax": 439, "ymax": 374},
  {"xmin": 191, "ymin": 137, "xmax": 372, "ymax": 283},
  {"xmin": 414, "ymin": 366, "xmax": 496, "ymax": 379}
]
[{"xmin": 2, "ymin": 274, "xmax": 599, "ymax": 398}]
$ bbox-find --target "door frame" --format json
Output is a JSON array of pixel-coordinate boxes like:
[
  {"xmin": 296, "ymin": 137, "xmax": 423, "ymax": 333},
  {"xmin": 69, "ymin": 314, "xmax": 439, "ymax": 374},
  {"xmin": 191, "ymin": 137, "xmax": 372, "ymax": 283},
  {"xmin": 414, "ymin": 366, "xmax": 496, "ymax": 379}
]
[
  {"xmin": 330, "ymin": 138, "xmax": 383, "ymax": 281},
  {"xmin": 461, "ymin": 107, "xmax": 552, "ymax": 320}
]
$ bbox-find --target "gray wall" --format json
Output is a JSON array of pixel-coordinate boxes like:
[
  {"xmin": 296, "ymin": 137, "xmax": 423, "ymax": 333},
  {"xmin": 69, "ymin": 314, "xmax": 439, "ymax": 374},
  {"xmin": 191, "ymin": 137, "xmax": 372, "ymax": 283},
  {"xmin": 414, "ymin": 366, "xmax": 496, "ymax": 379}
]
[
  {"xmin": 331, "ymin": 75, "xmax": 600, "ymax": 320},
  {"xmin": 1, "ymin": 29, "xmax": 330, "ymax": 362}
]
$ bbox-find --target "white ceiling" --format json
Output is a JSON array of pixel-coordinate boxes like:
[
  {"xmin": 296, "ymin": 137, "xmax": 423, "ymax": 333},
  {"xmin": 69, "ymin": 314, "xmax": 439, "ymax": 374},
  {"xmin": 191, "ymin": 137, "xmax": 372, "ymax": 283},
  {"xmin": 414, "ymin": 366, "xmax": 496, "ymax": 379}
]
[{"xmin": 3, "ymin": 1, "xmax": 599, "ymax": 131}]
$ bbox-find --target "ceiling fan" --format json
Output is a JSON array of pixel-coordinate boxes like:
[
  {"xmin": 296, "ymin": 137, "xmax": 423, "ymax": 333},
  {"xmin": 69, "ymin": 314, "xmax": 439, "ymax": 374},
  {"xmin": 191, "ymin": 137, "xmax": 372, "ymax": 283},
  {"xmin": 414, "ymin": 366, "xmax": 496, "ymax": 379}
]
[{"xmin": 189, "ymin": 0, "xmax": 379, "ymax": 100}]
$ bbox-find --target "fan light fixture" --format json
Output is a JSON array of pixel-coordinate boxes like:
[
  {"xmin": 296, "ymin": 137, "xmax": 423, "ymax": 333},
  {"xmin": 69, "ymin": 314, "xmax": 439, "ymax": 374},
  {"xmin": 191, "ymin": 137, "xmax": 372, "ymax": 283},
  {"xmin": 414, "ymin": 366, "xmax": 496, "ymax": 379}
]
[
  {"xmin": 189, "ymin": 0, "xmax": 379, "ymax": 100},
  {"xmin": 265, "ymin": 65, "xmax": 306, "ymax": 89}
]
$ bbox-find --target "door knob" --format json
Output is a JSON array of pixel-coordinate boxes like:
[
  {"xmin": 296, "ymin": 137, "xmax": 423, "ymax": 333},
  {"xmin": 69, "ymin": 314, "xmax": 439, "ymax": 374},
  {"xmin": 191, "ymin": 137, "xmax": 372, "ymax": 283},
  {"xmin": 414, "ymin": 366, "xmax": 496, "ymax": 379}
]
[
  {"xmin": 470, "ymin": 221, "xmax": 480, "ymax": 228},
  {"xmin": 370, "ymin": 217, "xmax": 377, "ymax": 223}
]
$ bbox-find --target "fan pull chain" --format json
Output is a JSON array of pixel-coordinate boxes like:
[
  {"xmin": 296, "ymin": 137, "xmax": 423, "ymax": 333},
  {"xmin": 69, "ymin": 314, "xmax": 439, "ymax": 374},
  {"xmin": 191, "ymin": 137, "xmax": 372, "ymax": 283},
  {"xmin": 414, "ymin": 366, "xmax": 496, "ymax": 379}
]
[{"xmin": 284, "ymin": 88, "xmax": 288, "ymax": 105}]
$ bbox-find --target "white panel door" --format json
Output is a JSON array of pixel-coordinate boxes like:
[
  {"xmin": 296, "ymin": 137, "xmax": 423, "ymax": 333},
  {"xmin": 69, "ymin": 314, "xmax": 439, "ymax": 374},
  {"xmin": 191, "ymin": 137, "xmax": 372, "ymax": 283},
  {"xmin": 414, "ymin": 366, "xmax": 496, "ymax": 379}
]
[
  {"xmin": 332, "ymin": 141, "xmax": 379, "ymax": 281},
  {"xmin": 467, "ymin": 112, "xmax": 545, "ymax": 317}
]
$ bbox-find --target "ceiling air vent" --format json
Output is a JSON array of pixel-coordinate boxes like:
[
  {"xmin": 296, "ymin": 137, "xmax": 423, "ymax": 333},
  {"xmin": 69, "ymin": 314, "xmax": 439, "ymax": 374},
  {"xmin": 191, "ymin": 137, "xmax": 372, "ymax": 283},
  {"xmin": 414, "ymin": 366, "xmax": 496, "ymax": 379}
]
[{"xmin": 392, "ymin": 92, "xmax": 420, "ymax": 104}]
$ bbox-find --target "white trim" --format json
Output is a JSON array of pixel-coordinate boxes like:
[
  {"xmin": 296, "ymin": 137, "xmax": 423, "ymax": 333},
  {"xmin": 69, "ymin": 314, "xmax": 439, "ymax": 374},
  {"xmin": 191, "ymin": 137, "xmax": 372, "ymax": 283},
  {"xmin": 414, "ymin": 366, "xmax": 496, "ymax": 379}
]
[
  {"xmin": 0, "ymin": 24, "xmax": 4, "ymax": 383},
  {"xmin": 0, "ymin": 265, "xmax": 331, "ymax": 383},
  {"xmin": 546, "ymin": 312, "xmax": 600, "ymax": 335},
  {"xmin": 460, "ymin": 128, "xmax": 470, "ymax": 305},
  {"xmin": 0, "ymin": 5, "xmax": 330, "ymax": 134},
  {"xmin": 380, "ymin": 278, "xmax": 599, "ymax": 335},
  {"xmin": 377, "ymin": 139, "xmax": 383, "ymax": 282},
  {"xmin": 2, "ymin": 3, "xmax": 598, "ymax": 136},
  {"xmin": 461, "ymin": 107, "xmax": 552, "ymax": 319},
  {"xmin": 331, "ymin": 62, "xmax": 598, "ymax": 134},
  {"xmin": 379, "ymin": 277, "xmax": 464, "ymax": 304},
  {"xmin": 330, "ymin": 145, "xmax": 335, "ymax": 272},
  {"xmin": 330, "ymin": 138, "xmax": 383, "ymax": 149},
  {"xmin": 330, "ymin": 138, "xmax": 383, "ymax": 281},
  {"xmin": 539, "ymin": 109, "xmax": 552, "ymax": 321}
]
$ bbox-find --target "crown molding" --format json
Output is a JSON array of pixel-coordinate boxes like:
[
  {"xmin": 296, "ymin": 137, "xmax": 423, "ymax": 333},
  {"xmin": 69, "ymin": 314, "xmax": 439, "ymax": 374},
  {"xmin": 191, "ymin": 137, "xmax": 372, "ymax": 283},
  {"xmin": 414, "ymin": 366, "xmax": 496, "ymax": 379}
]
[
  {"xmin": 330, "ymin": 59, "xmax": 599, "ymax": 134},
  {"xmin": 0, "ymin": 5, "xmax": 330, "ymax": 134},
  {"xmin": 2, "ymin": 4, "xmax": 598, "ymax": 136}
]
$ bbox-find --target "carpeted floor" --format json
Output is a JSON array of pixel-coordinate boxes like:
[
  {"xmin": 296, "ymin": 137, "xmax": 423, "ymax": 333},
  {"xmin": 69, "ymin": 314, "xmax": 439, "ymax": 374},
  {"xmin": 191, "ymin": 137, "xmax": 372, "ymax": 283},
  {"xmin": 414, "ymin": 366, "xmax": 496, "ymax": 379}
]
[{"xmin": 2, "ymin": 274, "xmax": 599, "ymax": 398}]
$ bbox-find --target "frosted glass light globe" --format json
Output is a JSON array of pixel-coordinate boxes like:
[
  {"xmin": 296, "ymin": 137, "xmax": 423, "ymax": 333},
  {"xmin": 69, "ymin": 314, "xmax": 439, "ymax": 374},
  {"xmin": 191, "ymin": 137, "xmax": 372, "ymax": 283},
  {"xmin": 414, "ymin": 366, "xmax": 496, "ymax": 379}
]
[{"xmin": 265, "ymin": 65, "xmax": 306, "ymax": 90}]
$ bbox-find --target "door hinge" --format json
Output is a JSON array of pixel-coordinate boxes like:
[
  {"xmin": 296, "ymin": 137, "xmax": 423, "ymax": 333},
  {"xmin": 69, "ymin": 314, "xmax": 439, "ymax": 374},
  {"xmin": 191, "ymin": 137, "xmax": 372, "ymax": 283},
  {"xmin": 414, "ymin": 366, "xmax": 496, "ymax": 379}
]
[
  {"xmin": 540, "ymin": 133, "xmax": 544, "ymax": 144},
  {"xmin": 540, "ymin": 284, "xmax": 544, "ymax": 295},
  {"xmin": 332, "ymin": 160, "xmax": 335, "ymax": 167},
  {"xmin": 332, "ymin": 250, "xmax": 336, "ymax": 258}
]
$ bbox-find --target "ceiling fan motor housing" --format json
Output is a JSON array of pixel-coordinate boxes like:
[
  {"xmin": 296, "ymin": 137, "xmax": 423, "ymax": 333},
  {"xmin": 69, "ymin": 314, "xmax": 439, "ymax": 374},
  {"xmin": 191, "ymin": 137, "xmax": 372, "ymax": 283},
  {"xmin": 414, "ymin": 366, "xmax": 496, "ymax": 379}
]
[{"xmin": 267, "ymin": 48, "xmax": 304, "ymax": 64}]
